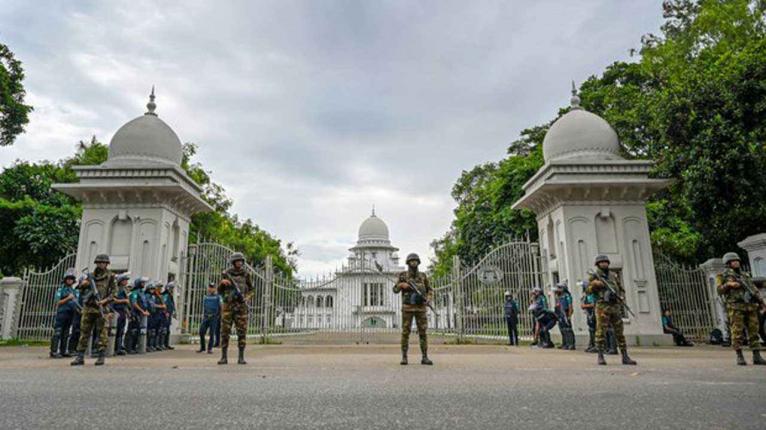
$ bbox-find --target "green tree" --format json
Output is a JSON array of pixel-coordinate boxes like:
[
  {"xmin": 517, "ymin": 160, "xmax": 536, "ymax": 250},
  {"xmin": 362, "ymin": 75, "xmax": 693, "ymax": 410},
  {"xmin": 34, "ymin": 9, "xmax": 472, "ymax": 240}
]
[{"xmin": 0, "ymin": 42, "xmax": 33, "ymax": 146}]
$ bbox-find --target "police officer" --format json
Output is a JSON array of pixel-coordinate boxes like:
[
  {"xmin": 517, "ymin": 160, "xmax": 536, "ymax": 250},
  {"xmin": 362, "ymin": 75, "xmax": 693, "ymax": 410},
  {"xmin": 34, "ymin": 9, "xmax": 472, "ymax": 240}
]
[
  {"xmin": 586, "ymin": 255, "xmax": 636, "ymax": 366},
  {"xmin": 554, "ymin": 282, "xmax": 575, "ymax": 350},
  {"xmin": 580, "ymin": 280, "xmax": 597, "ymax": 353},
  {"xmin": 529, "ymin": 287, "xmax": 556, "ymax": 348},
  {"xmin": 126, "ymin": 277, "xmax": 149, "ymax": 354},
  {"xmin": 50, "ymin": 269, "xmax": 79, "ymax": 358},
  {"xmin": 393, "ymin": 253, "xmax": 433, "ymax": 365},
  {"xmin": 198, "ymin": 282, "xmax": 221, "ymax": 354},
  {"xmin": 71, "ymin": 254, "xmax": 116, "ymax": 366},
  {"xmin": 154, "ymin": 282, "xmax": 167, "ymax": 351},
  {"xmin": 218, "ymin": 252, "xmax": 255, "ymax": 365},
  {"xmin": 145, "ymin": 282, "xmax": 165, "ymax": 352},
  {"xmin": 716, "ymin": 252, "xmax": 766, "ymax": 366},
  {"xmin": 503, "ymin": 291, "xmax": 519, "ymax": 346},
  {"xmin": 112, "ymin": 273, "xmax": 131, "ymax": 356},
  {"xmin": 161, "ymin": 282, "xmax": 176, "ymax": 350}
]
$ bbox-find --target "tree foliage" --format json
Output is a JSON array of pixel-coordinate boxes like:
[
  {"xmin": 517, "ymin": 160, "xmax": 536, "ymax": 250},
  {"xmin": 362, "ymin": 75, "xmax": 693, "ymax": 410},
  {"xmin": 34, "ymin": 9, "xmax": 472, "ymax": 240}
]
[{"xmin": 0, "ymin": 42, "xmax": 33, "ymax": 146}]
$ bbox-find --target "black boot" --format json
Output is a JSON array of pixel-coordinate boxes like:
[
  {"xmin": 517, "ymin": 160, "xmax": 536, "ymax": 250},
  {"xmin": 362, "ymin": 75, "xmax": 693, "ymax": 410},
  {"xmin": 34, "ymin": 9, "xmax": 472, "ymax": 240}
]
[
  {"xmin": 126, "ymin": 330, "xmax": 138, "ymax": 354},
  {"xmin": 218, "ymin": 348, "xmax": 228, "ymax": 365},
  {"xmin": 197, "ymin": 335, "xmax": 206, "ymax": 353},
  {"xmin": 736, "ymin": 349, "xmax": 746, "ymax": 366},
  {"xmin": 115, "ymin": 334, "xmax": 126, "ymax": 356},
  {"xmin": 421, "ymin": 353, "xmax": 433, "ymax": 365},
  {"xmin": 597, "ymin": 350, "xmax": 606, "ymax": 365},
  {"xmin": 752, "ymin": 350, "xmax": 766, "ymax": 365},
  {"xmin": 164, "ymin": 331, "xmax": 174, "ymax": 350},
  {"xmin": 70, "ymin": 353, "xmax": 84, "ymax": 366},
  {"xmin": 400, "ymin": 348, "xmax": 408, "ymax": 365},
  {"xmin": 146, "ymin": 330, "xmax": 155, "ymax": 352},
  {"xmin": 50, "ymin": 334, "xmax": 62, "ymax": 358},
  {"xmin": 156, "ymin": 331, "xmax": 166, "ymax": 351},
  {"xmin": 621, "ymin": 349, "xmax": 637, "ymax": 365},
  {"xmin": 238, "ymin": 346, "xmax": 247, "ymax": 365},
  {"xmin": 95, "ymin": 350, "xmax": 106, "ymax": 366}
]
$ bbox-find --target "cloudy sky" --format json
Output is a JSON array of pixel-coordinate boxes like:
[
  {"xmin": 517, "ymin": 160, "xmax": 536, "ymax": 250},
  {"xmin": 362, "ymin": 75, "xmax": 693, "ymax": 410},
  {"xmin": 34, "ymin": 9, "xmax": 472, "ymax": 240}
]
[{"xmin": 0, "ymin": 1, "xmax": 664, "ymax": 276}]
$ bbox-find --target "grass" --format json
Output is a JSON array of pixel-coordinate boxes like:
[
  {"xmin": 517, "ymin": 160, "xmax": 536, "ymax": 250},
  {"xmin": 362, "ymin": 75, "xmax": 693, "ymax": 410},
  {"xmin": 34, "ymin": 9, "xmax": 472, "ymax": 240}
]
[{"xmin": 0, "ymin": 338, "xmax": 48, "ymax": 347}]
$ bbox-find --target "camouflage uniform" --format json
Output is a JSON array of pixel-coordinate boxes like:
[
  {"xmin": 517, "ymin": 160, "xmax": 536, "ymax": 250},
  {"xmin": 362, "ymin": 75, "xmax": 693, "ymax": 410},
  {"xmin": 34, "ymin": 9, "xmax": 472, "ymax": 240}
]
[
  {"xmin": 75, "ymin": 268, "xmax": 116, "ymax": 357},
  {"xmin": 393, "ymin": 265, "xmax": 433, "ymax": 364},
  {"xmin": 716, "ymin": 268, "xmax": 764, "ymax": 352},
  {"xmin": 218, "ymin": 254, "xmax": 255, "ymax": 365},
  {"xmin": 587, "ymin": 269, "xmax": 626, "ymax": 351}
]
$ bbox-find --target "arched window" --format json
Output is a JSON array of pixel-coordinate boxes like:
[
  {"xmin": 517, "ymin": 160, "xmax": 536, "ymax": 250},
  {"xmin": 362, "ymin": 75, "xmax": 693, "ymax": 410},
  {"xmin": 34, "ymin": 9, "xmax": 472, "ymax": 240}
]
[
  {"xmin": 307, "ymin": 296, "xmax": 313, "ymax": 308},
  {"xmin": 326, "ymin": 296, "xmax": 333, "ymax": 308},
  {"xmin": 301, "ymin": 296, "xmax": 306, "ymax": 307},
  {"xmin": 317, "ymin": 296, "xmax": 323, "ymax": 308}
]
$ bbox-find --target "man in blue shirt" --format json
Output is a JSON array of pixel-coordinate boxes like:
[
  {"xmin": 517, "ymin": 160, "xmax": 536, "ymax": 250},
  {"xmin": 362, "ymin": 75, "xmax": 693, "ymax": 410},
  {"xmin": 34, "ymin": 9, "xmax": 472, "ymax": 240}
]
[
  {"xmin": 580, "ymin": 281, "xmax": 598, "ymax": 353},
  {"xmin": 160, "ymin": 282, "xmax": 176, "ymax": 350},
  {"xmin": 126, "ymin": 277, "xmax": 149, "ymax": 354},
  {"xmin": 503, "ymin": 291, "xmax": 519, "ymax": 346},
  {"xmin": 662, "ymin": 309, "xmax": 693, "ymax": 347},
  {"xmin": 529, "ymin": 287, "xmax": 556, "ymax": 348},
  {"xmin": 50, "ymin": 269, "xmax": 79, "ymax": 358},
  {"xmin": 554, "ymin": 282, "xmax": 575, "ymax": 350},
  {"xmin": 112, "ymin": 273, "xmax": 131, "ymax": 356},
  {"xmin": 198, "ymin": 283, "xmax": 221, "ymax": 354}
]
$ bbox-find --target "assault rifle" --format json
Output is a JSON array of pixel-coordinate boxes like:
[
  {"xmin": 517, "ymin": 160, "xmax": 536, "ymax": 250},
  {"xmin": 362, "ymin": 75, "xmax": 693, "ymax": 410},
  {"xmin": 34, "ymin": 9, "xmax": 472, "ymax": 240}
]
[
  {"xmin": 221, "ymin": 271, "xmax": 245, "ymax": 302},
  {"xmin": 588, "ymin": 270, "xmax": 636, "ymax": 318},
  {"xmin": 404, "ymin": 278, "xmax": 437, "ymax": 315},
  {"xmin": 725, "ymin": 272, "xmax": 766, "ymax": 307},
  {"xmin": 80, "ymin": 269, "xmax": 113, "ymax": 319}
]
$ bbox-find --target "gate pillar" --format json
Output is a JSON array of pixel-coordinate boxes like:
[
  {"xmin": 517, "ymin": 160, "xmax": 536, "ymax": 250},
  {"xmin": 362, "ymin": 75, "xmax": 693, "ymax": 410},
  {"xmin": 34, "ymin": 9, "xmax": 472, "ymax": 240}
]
[{"xmin": 0, "ymin": 277, "xmax": 23, "ymax": 339}]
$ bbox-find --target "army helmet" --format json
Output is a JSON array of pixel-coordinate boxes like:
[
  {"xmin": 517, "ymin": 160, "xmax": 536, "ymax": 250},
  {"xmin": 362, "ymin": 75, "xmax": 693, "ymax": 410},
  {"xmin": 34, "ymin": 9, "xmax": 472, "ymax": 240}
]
[
  {"xmin": 722, "ymin": 252, "xmax": 741, "ymax": 266},
  {"xmin": 229, "ymin": 252, "xmax": 245, "ymax": 265},
  {"xmin": 94, "ymin": 254, "xmax": 110, "ymax": 264},
  {"xmin": 594, "ymin": 254, "xmax": 610, "ymax": 266},
  {"xmin": 63, "ymin": 268, "xmax": 77, "ymax": 281},
  {"xmin": 406, "ymin": 253, "xmax": 421, "ymax": 264}
]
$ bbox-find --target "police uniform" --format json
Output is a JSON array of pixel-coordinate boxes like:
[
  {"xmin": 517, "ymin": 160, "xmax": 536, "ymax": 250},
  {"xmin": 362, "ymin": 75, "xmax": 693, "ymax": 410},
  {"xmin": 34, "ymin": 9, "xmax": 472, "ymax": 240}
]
[
  {"xmin": 161, "ymin": 283, "xmax": 176, "ymax": 350},
  {"xmin": 554, "ymin": 283, "xmax": 575, "ymax": 350},
  {"xmin": 503, "ymin": 293, "xmax": 519, "ymax": 346},
  {"xmin": 112, "ymin": 274, "xmax": 131, "ymax": 355},
  {"xmin": 199, "ymin": 287, "xmax": 221, "ymax": 354},
  {"xmin": 50, "ymin": 269, "xmax": 79, "ymax": 358},
  {"xmin": 126, "ymin": 278, "xmax": 148, "ymax": 354}
]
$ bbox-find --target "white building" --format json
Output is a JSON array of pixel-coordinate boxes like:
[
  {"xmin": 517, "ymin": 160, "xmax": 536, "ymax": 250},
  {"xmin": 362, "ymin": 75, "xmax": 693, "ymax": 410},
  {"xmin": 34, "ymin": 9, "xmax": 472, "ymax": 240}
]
[{"xmin": 290, "ymin": 210, "xmax": 406, "ymax": 330}]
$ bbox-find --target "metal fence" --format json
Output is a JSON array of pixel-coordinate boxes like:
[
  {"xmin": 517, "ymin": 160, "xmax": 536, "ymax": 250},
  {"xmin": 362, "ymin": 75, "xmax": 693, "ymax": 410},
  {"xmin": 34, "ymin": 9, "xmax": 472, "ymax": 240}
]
[
  {"xmin": 16, "ymin": 253, "xmax": 77, "ymax": 340},
  {"xmin": 654, "ymin": 253, "xmax": 717, "ymax": 342}
]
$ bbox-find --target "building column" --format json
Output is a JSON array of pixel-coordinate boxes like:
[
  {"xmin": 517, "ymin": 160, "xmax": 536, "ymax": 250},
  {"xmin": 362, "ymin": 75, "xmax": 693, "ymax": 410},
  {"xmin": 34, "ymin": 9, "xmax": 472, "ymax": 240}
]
[
  {"xmin": 0, "ymin": 277, "xmax": 24, "ymax": 339},
  {"xmin": 699, "ymin": 258, "xmax": 727, "ymax": 334}
]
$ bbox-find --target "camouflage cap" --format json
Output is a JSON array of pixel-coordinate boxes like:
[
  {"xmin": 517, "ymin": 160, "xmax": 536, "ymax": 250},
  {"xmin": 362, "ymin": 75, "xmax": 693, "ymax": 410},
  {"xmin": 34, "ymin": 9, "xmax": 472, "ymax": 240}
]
[
  {"xmin": 405, "ymin": 253, "xmax": 421, "ymax": 264},
  {"xmin": 93, "ymin": 254, "xmax": 110, "ymax": 264},
  {"xmin": 594, "ymin": 254, "xmax": 610, "ymax": 265},
  {"xmin": 723, "ymin": 252, "xmax": 741, "ymax": 266}
]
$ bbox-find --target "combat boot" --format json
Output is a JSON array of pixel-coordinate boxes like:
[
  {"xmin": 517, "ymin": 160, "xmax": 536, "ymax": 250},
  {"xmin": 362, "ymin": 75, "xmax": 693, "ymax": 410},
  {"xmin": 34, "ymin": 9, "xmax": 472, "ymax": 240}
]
[
  {"xmin": 156, "ymin": 331, "xmax": 166, "ymax": 351},
  {"xmin": 146, "ymin": 330, "xmax": 156, "ymax": 352},
  {"xmin": 218, "ymin": 348, "xmax": 228, "ymax": 365},
  {"xmin": 95, "ymin": 350, "xmax": 106, "ymax": 366},
  {"xmin": 752, "ymin": 350, "xmax": 766, "ymax": 365},
  {"xmin": 597, "ymin": 350, "xmax": 607, "ymax": 366},
  {"xmin": 621, "ymin": 349, "xmax": 637, "ymax": 365},
  {"xmin": 164, "ymin": 335, "xmax": 174, "ymax": 350},
  {"xmin": 50, "ymin": 333, "xmax": 62, "ymax": 358},
  {"xmin": 421, "ymin": 354, "xmax": 433, "ymax": 365},
  {"xmin": 197, "ymin": 336, "xmax": 206, "ymax": 353},
  {"xmin": 238, "ymin": 346, "xmax": 247, "ymax": 365},
  {"xmin": 70, "ymin": 353, "xmax": 85, "ymax": 366},
  {"xmin": 400, "ymin": 348, "xmax": 408, "ymax": 365},
  {"xmin": 736, "ymin": 349, "xmax": 746, "ymax": 366}
]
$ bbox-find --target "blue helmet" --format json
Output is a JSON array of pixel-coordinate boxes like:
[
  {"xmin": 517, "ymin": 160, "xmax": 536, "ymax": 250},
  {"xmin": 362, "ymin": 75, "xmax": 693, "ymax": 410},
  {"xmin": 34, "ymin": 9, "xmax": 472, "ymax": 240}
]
[
  {"xmin": 116, "ymin": 272, "xmax": 131, "ymax": 285},
  {"xmin": 131, "ymin": 277, "xmax": 147, "ymax": 291}
]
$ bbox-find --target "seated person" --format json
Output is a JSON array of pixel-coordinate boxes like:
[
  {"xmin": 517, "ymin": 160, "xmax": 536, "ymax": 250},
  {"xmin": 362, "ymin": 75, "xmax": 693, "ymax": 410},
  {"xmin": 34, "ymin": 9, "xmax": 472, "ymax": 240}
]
[{"xmin": 662, "ymin": 309, "xmax": 693, "ymax": 347}]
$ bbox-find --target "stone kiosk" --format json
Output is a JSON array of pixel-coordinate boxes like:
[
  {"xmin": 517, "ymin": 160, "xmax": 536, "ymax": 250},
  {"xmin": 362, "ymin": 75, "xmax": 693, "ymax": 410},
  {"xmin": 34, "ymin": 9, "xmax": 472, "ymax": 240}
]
[
  {"xmin": 53, "ymin": 91, "xmax": 211, "ymax": 338},
  {"xmin": 512, "ymin": 88, "xmax": 672, "ymax": 346}
]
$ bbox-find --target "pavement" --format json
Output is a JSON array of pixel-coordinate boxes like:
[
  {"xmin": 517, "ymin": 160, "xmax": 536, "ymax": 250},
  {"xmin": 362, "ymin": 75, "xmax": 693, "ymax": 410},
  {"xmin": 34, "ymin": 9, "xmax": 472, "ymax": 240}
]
[{"xmin": 0, "ymin": 344, "xmax": 765, "ymax": 429}]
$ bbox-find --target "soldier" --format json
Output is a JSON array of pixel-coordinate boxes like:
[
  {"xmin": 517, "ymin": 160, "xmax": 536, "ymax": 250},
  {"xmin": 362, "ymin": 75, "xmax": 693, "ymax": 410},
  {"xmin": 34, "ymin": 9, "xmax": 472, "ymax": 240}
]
[
  {"xmin": 580, "ymin": 280, "xmax": 597, "ymax": 353},
  {"xmin": 218, "ymin": 252, "xmax": 255, "ymax": 365},
  {"xmin": 586, "ymin": 255, "xmax": 636, "ymax": 366},
  {"xmin": 503, "ymin": 291, "xmax": 519, "ymax": 346},
  {"xmin": 71, "ymin": 254, "xmax": 116, "ymax": 366},
  {"xmin": 198, "ymin": 282, "xmax": 221, "ymax": 354},
  {"xmin": 715, "ymin": 252, "xmax": 766, "ymax": 366},
  {"xmin": 161, "ymin": 282, "xmax": 176, "ymax": 350},
  {"xmin": 50, "ymin": 269, "xmax": 79, "ymax": 358},
  {"xmin": 126, "ymin": 277, "xmax": 150, "ymax": 354},
  {"xmin": 112, "ymin": 273, "xmax": 131, "ymax": 356},
  {"xmin": 529, "ymin": 287, "xmax": 556, "ymax": 349},
  {"xmin": 554, "ymin": 282, "xmax": 575, "ymax": 350},
  {"xmin": 393, "ymin": 253, "xmax": 433, "ymax": 365}
]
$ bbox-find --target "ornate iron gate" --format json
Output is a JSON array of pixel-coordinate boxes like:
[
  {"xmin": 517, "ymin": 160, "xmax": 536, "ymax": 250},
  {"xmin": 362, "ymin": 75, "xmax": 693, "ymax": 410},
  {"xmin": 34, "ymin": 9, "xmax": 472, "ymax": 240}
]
[
  {"xmin": 16, "ymin": 253, "xmax": 77, "ymax": 340},
  {"xmin": 654, "ymin": 253, "xmax": 717, "ymax": 342}
]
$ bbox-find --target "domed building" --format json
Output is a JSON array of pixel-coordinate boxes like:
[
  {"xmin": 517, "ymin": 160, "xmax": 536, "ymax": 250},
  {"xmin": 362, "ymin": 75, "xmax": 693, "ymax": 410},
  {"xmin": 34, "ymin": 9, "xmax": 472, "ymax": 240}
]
[
  {"xmin": 512, "ymin": 84, "xmax": 672, "ymax": 345},
  {"xmin": 53, "ymin": 89, "xmax": 211, "ymax": 280},
  {"xmin": 290, "ymin": 209, "xmax": 406, "ymax": 331}
]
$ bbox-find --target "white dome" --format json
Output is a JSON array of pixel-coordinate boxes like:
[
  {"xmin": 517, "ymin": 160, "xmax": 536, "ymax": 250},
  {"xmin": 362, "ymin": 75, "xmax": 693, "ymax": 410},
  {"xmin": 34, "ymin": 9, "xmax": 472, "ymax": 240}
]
[
  {"xmin": 105, "ymin": 91, "xmax": 183, "ymax": 167},
  {"xmin": 542, "ymin": 107, "xmax": 622, "ymax": 163},
  {"xmin": 358, "ymin": 214, "xmax": 389, "ymax": 241}
]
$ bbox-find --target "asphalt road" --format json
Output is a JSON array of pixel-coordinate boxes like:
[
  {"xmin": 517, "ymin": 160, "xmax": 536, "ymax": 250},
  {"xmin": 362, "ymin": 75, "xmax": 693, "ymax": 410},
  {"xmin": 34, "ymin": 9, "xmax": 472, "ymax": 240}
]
[{"xmin": 0, "ymin": 344, "xmax": 764, "ymax": 429}]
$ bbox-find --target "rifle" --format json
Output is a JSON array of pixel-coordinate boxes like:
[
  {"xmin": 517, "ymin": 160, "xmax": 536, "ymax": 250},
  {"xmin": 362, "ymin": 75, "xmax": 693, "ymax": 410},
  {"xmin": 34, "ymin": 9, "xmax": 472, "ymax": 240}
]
[
  {"xmin": 589, "ymin": 270, "xmax": 636, "ymax": 318},
  {"xmin": 221, "ymin": 271, "xmax": 245, "ymax": 302},
  {"xmin": 726, "ymin": 272, "xmax": 766, "ymax": 307},
  {"xmin": 404, "ymin": 279, "xmax": 438, "ymax": 315},
  {"xmin": 80, "ymin": 270, "xmax": 113, "ymax": 319}
]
